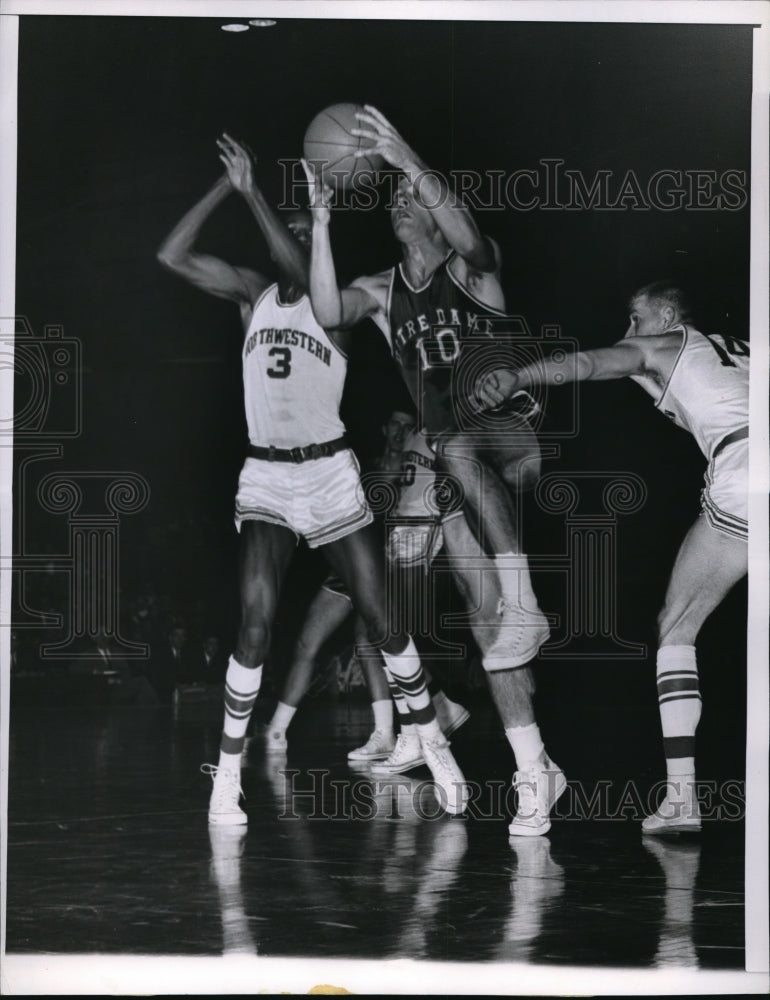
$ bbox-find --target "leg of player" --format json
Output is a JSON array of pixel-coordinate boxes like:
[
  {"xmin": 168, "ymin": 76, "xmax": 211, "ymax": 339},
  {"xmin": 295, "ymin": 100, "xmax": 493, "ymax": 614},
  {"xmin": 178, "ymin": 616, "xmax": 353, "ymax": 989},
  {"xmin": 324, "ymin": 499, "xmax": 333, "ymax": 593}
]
[
  {"xmin": 394, "ymin": 547, "xmax": 471, "ymax": 737},
  {"xmin": 323, "ymin": 524, "xmax": 470, "ymax": 815},
  {"xmin": 265, "ymin": 583, "xmax": 354, "ymax": 753},
  {"xmin": 435, "ymin": 427, "xmax": 550, "ymax": 670},
  {"xmin": 643, "ymin": 513, "xmax": 747, "ymax": 835},
  {"xmin": 370, "ymin": 666, "xmax": 426, "ymax": 776},
  {"xmin": 442, "ymin": 513, "xmax": 565, "ymax": 837},
  {"xmin": 347, "ymin": 615, "xmax": 397, "ymax": 762},
  {"xmin": 372, "ymin": 528, "xmax": 470, "ymax": 776},
  {"xmin": 203, "ymin": 521, "xmax": 297, "ymax": 826}
]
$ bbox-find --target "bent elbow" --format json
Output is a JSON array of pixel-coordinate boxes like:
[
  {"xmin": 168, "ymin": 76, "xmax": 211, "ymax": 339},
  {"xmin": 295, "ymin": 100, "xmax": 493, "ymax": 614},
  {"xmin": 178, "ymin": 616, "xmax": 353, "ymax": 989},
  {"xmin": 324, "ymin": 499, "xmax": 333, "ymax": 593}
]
[
  {"xmin": 309, "ymin": 295, "xmax": 343, "ymax": 330},
  {"xmin": 313, "ymin": 305, "xmax": 342, "ymax": 330},
  {"xmin": 156, "ymin": 245, "xmax": 175, "ymax": 270}
]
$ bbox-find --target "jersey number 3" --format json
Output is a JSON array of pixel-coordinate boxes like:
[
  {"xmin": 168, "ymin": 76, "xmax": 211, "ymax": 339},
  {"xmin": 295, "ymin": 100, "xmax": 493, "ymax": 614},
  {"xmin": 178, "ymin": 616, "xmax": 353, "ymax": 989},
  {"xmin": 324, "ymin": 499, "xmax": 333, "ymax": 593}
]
[{"xmin": 267, "ymin": 347, "xmax": 292, "ymax": 379}]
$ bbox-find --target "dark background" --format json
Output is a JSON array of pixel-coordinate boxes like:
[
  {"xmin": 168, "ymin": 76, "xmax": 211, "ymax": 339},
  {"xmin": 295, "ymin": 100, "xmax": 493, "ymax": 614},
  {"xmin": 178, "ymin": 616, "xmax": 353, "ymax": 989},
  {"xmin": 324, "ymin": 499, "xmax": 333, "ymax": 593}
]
[{"xmin": 12, "ymin": 15, "xmax": 752, "ymax": 776}]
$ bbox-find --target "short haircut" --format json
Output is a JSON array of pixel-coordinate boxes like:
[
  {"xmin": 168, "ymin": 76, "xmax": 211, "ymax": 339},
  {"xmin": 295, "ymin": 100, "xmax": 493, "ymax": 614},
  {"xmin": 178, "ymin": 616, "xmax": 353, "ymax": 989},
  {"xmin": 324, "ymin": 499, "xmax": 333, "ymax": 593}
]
[
  {"xmin": 631, "ymin": 280, "xmax": 693, "ymax": 323},
  {"xmin": 387, "ymin": 408, "xmax": 416, "ymax": 423}
]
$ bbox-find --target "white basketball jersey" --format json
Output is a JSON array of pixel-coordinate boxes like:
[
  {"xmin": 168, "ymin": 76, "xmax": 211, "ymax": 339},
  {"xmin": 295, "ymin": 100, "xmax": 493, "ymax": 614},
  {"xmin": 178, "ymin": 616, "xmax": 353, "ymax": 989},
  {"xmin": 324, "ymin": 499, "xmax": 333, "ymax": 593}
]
[
  {"xmin": 242, "ymin": 285, "xmax": 347, "ymax": 448},
  {"xmin": 397, "ymin": 430, "xmax": 439, "ymax": 518},
  {"xmin": 632, "ymin": 324, "xmax": 749, "ymax": 460}
]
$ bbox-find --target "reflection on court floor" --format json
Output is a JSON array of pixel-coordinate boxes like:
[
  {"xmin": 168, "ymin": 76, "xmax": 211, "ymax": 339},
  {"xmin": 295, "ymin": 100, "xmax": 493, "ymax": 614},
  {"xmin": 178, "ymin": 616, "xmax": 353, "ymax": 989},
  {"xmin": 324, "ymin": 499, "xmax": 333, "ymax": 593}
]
[{"xmin": 5, "ymin": 698, "xmax": 744, "ymax": 969}]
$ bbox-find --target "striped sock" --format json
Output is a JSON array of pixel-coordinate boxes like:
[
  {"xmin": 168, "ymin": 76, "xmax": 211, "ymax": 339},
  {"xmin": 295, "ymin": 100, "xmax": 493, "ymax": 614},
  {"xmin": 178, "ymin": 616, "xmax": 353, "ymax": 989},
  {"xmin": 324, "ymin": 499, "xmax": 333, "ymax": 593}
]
[
  {"xmin": 656, "ymin": 645, "xmax": 701, "ymax": 778},
  {"xmin": 381, "ymin": 638, "xmax": 438, "ymax": 730},
  {"xmin": 383, "ymin": 665, "xmax": 416, "ymax": 735},
  {"xmin": 218, "ymin": 656, "xmax": 263, "ymax": 766}
]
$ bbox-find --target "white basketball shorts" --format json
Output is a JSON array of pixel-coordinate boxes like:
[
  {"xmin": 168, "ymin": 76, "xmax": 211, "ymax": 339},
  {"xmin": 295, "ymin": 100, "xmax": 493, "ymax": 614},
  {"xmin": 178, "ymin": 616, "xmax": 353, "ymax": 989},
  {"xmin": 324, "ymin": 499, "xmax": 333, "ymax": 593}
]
[
  {"xmin": 387, "ymin": 521, "xmax": 444, "ymax": 569},
  {"xmin": 701, "ymin": 437, "xmax": 748, "ymax": 540},
  {"xmin": 234, "ymin": 449, "xmax": 373, "ymax": 547}
]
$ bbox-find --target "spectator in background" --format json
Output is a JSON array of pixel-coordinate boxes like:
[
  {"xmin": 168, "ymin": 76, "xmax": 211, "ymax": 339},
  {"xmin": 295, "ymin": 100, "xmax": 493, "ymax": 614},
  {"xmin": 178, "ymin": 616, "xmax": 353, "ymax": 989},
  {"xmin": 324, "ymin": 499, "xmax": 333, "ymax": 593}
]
[
  {"xmin": 149, "ymin": 623, "xmax": 196, "ymax": 703},
  {"xmin": 200, "ymin": 634, "xmax": 228, "ymax": 684}
]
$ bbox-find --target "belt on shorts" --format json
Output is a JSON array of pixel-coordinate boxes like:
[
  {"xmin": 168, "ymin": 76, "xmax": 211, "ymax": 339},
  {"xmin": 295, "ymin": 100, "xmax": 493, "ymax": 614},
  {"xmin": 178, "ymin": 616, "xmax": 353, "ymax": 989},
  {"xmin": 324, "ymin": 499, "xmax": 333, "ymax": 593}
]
[
  {"xmin": 247, "ymin": 435, "xmax": 349, "ymax": 463},
  {"xmin": 712, "ymin": 425, "xmax": 749, "ymax": 461}
]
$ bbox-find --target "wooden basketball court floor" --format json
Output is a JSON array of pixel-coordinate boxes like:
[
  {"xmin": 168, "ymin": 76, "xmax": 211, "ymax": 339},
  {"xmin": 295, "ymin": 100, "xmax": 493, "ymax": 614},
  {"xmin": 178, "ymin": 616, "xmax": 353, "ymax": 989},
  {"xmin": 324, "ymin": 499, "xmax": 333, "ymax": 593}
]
[{"xmin": 2, "ymin": 688, "xmax": 758, "ymax": 995}]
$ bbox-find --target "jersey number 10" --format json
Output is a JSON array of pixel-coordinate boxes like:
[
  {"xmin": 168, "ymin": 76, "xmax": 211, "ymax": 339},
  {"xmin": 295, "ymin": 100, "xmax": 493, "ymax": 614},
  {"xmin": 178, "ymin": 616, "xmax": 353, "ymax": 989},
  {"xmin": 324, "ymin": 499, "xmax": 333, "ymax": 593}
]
[{"xmin": 416, "ymin": 327, "xmax": 461, "ymax": 371}]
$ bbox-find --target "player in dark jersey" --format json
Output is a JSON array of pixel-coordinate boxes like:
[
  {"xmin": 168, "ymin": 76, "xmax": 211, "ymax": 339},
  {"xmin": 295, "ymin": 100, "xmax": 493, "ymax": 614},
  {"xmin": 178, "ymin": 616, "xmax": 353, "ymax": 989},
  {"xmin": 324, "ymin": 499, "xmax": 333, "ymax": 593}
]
[
  {"xmin": 478, "ymin": 281, "xmax": 749, "ymax": 834},
  {"xmin": 302, "ymin": 107, "xmax": 565, "ymax": 837},
  {"xmin": 158, "ymin": 134, "xmax": 467, "ymax": 824}
]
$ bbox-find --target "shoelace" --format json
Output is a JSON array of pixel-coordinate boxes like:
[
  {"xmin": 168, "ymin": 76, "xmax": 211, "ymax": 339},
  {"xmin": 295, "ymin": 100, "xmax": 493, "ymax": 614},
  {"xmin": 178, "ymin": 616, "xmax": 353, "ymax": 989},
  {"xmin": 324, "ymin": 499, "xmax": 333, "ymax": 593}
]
[
  {"xmin": 496, "ymin": 597, "xmax": 530, "ymax": 621},
  {"xmin": 513, "ymin": 769, "xmax": 539, "ymax": 812},
  {"xmin": 387, "ymin": 733, "xmax": 421, "ymax": 762},
  {"xmin": 423, "ymin": 739, "xmax": 459, "ymax": 777},
  {"xmin": 200, "ymin": 763, "xmax": 245, "ymax": 805}
]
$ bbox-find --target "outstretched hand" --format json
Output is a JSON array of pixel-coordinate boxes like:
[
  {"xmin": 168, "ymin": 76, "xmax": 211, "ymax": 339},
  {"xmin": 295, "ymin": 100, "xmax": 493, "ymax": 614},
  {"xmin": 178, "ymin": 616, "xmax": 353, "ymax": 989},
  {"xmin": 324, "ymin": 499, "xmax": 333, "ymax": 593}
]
[
  {"xmin": 217, "ymin": 133, "xmax": 255, "ymax": 194},
  {"xmin": 351, "ymin": 105, "xmax": 420, "ymax": 173},
  {"xmin": 475, "ymin": 368, "xmax": 520, "ymax": 410},
  {"xmin": 301, "ymin": 157, "xmax": 333, "ymax": 226}
]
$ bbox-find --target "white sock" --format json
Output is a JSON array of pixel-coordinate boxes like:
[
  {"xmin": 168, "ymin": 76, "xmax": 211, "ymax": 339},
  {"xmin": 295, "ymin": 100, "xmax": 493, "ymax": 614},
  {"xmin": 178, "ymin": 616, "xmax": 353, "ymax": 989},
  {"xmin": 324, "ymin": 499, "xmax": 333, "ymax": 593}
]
[
  {"xmin": 217, "ymin": 749, "xmax": 242, "ymax": 771},
  {"xmin": 219, "ymin": 656, "xmax": 262, "ymax": 759},
  {"xmin": 416, "ymin": 717, "xmax": 443, "ymax": 741},
  {"xmin": 269, "ymin": 700, "xmax": 297, "ymax": 734},
  {"xmin": 656, "ymin": 645, "xmax": 700, "ymax": 779},
  {"xmin": 381, "ymin": 638, "xmax": 436, "ymax": 725},
  {"xmin": 383, "ymin": 665, "xmax": 413, "ymax": 728},
  {"xmin": 371, "ymin": 698, "xmax": 394, "ymax": 733},
  {"xmin": 494, "ymin": 552, "xmax": 538, "ymax": 611},
  {"xmin": 506, "ymin": 722, "xmax": 545, "ymax": 768}
]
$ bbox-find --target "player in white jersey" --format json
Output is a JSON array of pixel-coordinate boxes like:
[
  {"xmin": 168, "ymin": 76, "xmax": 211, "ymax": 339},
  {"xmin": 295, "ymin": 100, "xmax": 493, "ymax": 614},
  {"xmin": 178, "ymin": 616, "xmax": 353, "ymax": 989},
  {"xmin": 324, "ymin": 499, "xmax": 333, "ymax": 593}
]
[
  {"xmin": 157, "ymin": 134, "xmax": 467, "ymax": 824},
  {"xmin": 477, "ymin": 280, "xmax": 749, "ymax": 834}
]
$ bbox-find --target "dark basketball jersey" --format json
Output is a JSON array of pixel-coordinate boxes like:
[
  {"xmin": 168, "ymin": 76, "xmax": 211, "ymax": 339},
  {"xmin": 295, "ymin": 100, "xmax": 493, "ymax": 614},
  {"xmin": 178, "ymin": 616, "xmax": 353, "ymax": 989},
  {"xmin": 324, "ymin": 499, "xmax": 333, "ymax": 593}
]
[{"xmin": 385, "ymin": 253, "xmax": 504, "ymax": 432}]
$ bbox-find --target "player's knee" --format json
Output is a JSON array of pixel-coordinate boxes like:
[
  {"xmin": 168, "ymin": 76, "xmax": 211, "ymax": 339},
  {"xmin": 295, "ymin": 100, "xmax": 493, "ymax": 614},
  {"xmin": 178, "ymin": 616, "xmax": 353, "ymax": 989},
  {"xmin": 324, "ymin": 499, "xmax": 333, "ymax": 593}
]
[
  {"xmin": 357, "ymin": 610, "xmax": 391, "ymax": 649},
  {"xmin": 238, "ymin": 621, "xmax": 271, "ymax": 663},
  {"xmin": 498, "ymin": 452, "xmax": 541, "ymax": 492}
]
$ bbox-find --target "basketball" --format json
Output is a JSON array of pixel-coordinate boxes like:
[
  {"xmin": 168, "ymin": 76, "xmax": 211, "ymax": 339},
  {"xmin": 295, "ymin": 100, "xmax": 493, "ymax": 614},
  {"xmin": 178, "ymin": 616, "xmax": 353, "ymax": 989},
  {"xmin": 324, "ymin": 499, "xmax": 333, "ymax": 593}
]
[{"xmin": 303, "ymin": 103, "xmax": 384, "ymax": 189}]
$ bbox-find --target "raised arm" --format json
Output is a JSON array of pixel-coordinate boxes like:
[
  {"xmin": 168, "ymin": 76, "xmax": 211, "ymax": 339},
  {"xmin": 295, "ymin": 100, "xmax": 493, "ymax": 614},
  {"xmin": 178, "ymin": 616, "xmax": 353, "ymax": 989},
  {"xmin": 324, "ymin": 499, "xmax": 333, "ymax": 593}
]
[
  {"xmin": 476, "ymin": 338, "xmax": 650, "ymax": 409},
  {"xmin": 157, "ymin": 175, "xmax": 265, "ymax": 306},
  {"xmin": 353, "ymin": 105, "xmax": 496, "ymax": 273},
  {"xmin": 301, "ymin": 158, "xmax": 381, "ymax": 329},
  {"xmin": 217, "ymin": 133, "xmax": 309, "ymax": 290}
]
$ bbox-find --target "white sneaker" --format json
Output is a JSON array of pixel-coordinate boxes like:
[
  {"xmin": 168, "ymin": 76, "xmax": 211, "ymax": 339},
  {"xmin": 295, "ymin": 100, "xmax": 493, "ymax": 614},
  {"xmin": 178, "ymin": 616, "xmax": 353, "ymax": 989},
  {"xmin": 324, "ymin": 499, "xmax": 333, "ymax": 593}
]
[
  {"xmin": 202, "ymin": 763, "xmax": 247, "ymax": 826},
  {"xmin": 508, "ymin": 755, "xmax": 566, "ymax": 836},
  {"xmin": 264, "ymin": 729, "xmax": 288, "ymax": 754},
  {"xmin": 433, "ymin": 696, "xmax": 471, "ymax": 737},
  {"xmin": 370, "ymin": 732, "xmax": 425, "ymax": 775},
  {"xmin": 642, "ymin": 793, "xmax": 702, "ymax": 836},
  {"xmin": 484, "ymin": 598, "xmax": 550, "ymax": 669},
  {"xmin": 421, "ymin": 735, "xmax": 470, "ymax": 816},
  {"xmin": 348, "ymin": 728, "xmax": 396, "ymax": 761}
]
